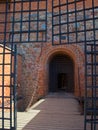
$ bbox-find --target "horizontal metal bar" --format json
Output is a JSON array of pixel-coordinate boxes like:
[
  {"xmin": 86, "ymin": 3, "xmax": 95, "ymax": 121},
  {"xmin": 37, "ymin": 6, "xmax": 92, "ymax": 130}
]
[
  {"xmin": 86, "ymin": 119, "xmax": 98, "ymax": 124},
  {"xmin": 86, "ymin": 63, "xmax": 98, "ymax": 65},
  {"xmin": 0, "ymin": 0, "xmax": 46, "ymax": 4},
  {"xmin": 0, "ymin": 74, "xmax": 11, "ymax": 76},
  {"xmin": 53, "ymin": 0, "xmax": 84, "ymax": 8},
  {"xmin": 85, "ymin": 97, "xmax": 98, "ymax": 100},
  {"xmin": 0, "ymin": 19, "xmax": 46, "ymax": 24},
  {"xmin": 0, "ymin": 85, "xmax": 11, "ymax": 87},
  {"xmin": 0, "ymin": 52, "xmax": 14, "ymax": 55},
  {"xmin": 0, "ymin": 129, "xmax": 11, "ymax": 130},
  {"xmin": 0, "ymin": 64, "xmax": 11, "ymax": 65},
  {"xmin": 86, "ymin": 74, "xmax": 98, "ymax": 77},
  {"xmin": 86, "ymin": 108, "xmax": 98, "ymax": 112},
  {"xmin": 0, "ymin": 119, "xmax": 11, "ymax": 121},
  {"xmin": 86, "ymin": 52, "xmax": 98, "ymax": 55},
  {"xmin": 0, "ymin": 107, "xmax": 11, "ymax": 109},
  {"xmin": 0, "ymin": 96, "xmax": 11, "ymax": 98},
  {"xmin": 0, "ymin": 30, "xmax": 46, "ymax": 34},
  {"xmin": 86, "ymin": 43, "xmax": 98, "ymax": 46}
]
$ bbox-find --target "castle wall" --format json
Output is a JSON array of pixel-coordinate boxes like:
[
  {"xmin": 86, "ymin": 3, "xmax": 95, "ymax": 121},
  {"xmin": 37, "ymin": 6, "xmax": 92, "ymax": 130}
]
[{"xmin": 15, "ymin": 8, "xmax": 86, "ymax": 108}]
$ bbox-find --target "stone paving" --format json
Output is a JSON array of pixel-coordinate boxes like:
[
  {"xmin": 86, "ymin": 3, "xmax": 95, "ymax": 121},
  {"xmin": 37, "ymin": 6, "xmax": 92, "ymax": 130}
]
[{"xmin": 17, "ymin": 92, "xmax": 84, "ymax": 130}]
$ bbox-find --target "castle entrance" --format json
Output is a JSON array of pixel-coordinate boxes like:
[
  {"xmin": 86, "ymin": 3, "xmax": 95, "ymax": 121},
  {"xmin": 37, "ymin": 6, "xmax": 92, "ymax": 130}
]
[{"xmin": 49, "ymin": 54, "xmax": 74, "ymax": 93}]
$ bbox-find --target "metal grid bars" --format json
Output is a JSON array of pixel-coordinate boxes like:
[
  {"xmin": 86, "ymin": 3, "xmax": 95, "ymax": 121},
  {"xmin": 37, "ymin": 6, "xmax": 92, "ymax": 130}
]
[
  {"xmin": 85, "ymin": 44, "xmax": 98, "ymax": 130},
  {"xmin": 0, "ymin": 44, "xmax": 17, "ymax": 130},
  {"xmin": 52, "ymin": 0, "xmax": 98, "ymax": 45},
  {"xmin": 0, "ymin": 0, "xmax": 47, "ymax": 44},
  {"xmin": 0, "ymin": 0, "xmax": 47, "ymax": 129},
  {"xmin": 84, "ymin": 0, "xmax": 98, "ymax": 129}
]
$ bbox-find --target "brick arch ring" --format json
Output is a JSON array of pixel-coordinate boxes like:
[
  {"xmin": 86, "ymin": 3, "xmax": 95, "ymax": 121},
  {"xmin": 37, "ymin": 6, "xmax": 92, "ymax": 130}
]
[{"xmin": 37, "ymin": 44, "xmax": 85, "ymax": 97}]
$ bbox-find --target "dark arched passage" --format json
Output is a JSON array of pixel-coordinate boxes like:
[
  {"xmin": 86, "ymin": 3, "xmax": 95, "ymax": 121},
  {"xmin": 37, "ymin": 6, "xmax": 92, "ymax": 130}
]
[{"xmin": 49, "ymin": 54, "xmax": 74, "ymax": 92}]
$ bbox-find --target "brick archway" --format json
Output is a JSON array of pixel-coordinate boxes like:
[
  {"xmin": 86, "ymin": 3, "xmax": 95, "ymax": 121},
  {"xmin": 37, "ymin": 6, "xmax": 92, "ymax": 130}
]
[{"xmin": 37, "ymin": 44, "xmax": 85, "ymax": 98}]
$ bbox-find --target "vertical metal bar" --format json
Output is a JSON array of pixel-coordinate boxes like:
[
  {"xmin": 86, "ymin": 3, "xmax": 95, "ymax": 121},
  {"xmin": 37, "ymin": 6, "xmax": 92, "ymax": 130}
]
[
  {"xmin": 20, "ymin": 0, "xmax": 23, "ymax": 42},
  {"xmin": 45, "ymin": 0, "xmax": 47, "ymax": 41},
  {"xmin": 52, "ymin": 0, "xmax": 54, "ymax": 45},
  {"xmin": 92, "ymin": 0, "xmax": 96, "ymax": 129},
  {"xmin": 9, "ymin": 48, "xmax": 13, "ymax": 129},
  {"xmin": 59, "ymin": 0, "xmax": 61, "ymax": 45},
  {"xmin": 37, "ymin": 0, "xmax": 39, "ymax": 41},
  {"xmin": 11, "ymin": 0, "xmax": 16, "ymax": 129},
  {"xmin": 74, "ymin": 0, "xmax": 78, "ymax": 43},
  {"xmin": 83, "ymin": 0, "xmax": 87, "ymax": 129},
  {"xmin": 28, "ymin": 0, "xmax": 31, "ymax": 42},
  {"xmin": 10, "ymin": 7, "xmax": 14, "ymax": 130},
  {"xmin": 13, "ymin": 44, "xmax": 17, "ymax": 130},
  {"xmin": 66, "ymin": 0, "xmax": 69, "ymax": 43},
  {"xmin": 91, "ymin": 45, "xmax": 94, "ymax": 130}
]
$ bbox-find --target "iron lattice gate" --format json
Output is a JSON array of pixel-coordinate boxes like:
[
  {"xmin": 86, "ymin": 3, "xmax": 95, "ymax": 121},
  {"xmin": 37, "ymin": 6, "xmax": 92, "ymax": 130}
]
[
  {"xmin": 0, "ymin": 0, "xmax": 98, "ymax": 130},
  {"xmin": 0, "ymin": 0, "xmax": 47, "ymax": 129},
  {"xmin": 52, "ymin": 0, "xmax": 98, "ymax": 130},
  {"xmin": 0, "ymin": 45, "xmax": 17, "ymax": 130}
]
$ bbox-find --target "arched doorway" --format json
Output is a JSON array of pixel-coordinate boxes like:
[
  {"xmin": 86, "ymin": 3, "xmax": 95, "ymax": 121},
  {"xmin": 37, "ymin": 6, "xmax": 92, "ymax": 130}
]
[{"xmin": 49, "ymin": 54, "xmax": 74, "ymax": 93}]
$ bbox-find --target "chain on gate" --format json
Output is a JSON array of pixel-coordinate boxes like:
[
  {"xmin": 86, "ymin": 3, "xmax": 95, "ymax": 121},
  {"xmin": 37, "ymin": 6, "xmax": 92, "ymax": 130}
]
[
  {"xmin": 52, "ymin": 0, "xmax": 98, "ymax": 130},
  {"xmin": 0, "ymin": 0, "xmax": 47, "ymax": 129}
]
